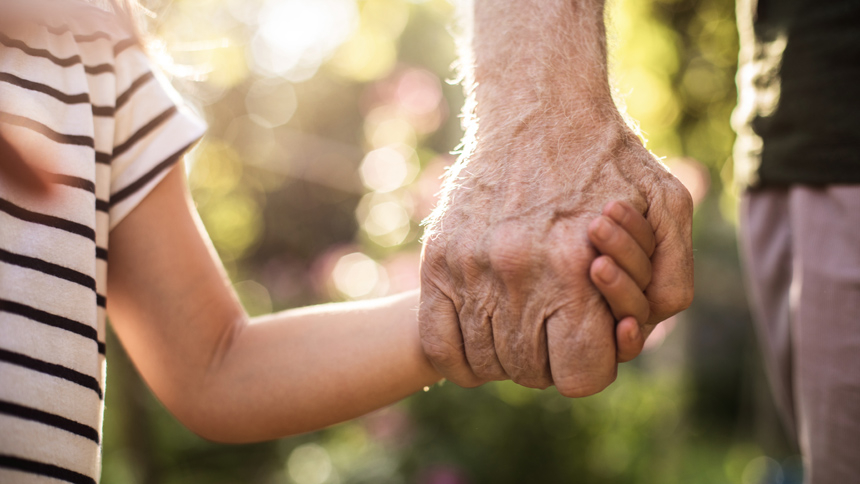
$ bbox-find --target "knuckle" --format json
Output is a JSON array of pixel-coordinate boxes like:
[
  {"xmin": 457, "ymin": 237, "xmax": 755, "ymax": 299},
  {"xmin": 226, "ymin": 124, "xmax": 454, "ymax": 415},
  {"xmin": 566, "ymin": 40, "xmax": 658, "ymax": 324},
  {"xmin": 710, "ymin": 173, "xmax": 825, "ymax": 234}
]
[
  {"xmin": 666, "ymin": 177, "xmax": 694, "ymax": 214},
  {"xmin": 548, "ymin": 225, "xmax": 593, "ymax": 273},
  {"xmin": 445, "ymin": 229, "xmax": 486, "ymax": 268},
  {"xmin": 444, "ymin": 244, "xmax": 467, "ymax": 270},
  {"xmin": 487, "ymin": 225, "xmax": 534, "ymax": 277},
  {"xmin": 420, "ymin": 242, "xmax": 450, "ymax": 277},
  {"xmin": 421, "ymin": 233, "xmax": 447, "ymax": 260},
  {"xmin": 423, "ymin": 234, "xmax": 483, "ymax": 289}
]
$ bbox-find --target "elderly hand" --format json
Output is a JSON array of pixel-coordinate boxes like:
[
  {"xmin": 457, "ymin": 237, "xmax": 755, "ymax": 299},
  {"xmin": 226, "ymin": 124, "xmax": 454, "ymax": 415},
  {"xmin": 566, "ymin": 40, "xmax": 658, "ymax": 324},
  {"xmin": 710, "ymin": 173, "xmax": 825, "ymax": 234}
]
[
  {"xmin": 419, "ymin": 116, "xmax": 693, "ymax": 396},
  {"xmin": 418, "ymin": 0, "xmax": 693, "ymax": 397}
]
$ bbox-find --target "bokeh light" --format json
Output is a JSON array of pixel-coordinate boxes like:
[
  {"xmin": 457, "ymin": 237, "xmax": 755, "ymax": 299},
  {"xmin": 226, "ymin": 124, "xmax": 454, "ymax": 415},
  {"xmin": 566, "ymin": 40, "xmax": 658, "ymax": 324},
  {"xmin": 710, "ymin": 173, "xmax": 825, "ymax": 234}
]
[
  {"xmin": 251, "ymin": 0, "xmax": 358, "ymax": 80},
  {"xmin": 245, "ymin": 79, "xmax": 298, "ymax": 128},
  {"xmin": 287, "ymin": 443, "xmax": 334, "ymax": 484},
  {"xmin": 331, "ymin": 252, "xmax": 389, "ymax": 299},
  {"xmin": 364, "ymin": 109, "xmax": 418, "ymax": 149},
  {"xmin": 359, "ymin": 145, "xmax": 419, "ymax": 193}
]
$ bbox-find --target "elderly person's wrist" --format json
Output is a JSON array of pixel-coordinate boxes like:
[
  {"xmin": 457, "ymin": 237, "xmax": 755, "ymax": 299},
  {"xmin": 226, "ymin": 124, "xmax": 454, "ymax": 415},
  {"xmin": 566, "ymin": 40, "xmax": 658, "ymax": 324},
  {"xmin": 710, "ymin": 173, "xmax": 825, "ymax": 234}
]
[{"xmin": 468, "ymin": 0, "xmax": 619, "ymax": 136}]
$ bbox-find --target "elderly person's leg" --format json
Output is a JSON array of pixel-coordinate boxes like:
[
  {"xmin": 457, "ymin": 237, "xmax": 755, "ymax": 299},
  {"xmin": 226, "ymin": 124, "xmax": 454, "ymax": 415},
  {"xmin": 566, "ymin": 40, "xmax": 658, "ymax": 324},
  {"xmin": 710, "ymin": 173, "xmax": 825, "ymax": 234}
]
[
  {"xmin": 742, "ymin": 185, "xmax": 860, "ymax": 482},
  {"xmin": 789, "ymin": 185, "xmax": 860, "ymax": 483},
  {"xmin": 739, "ymin": 188, "xmax": 798, "ymax": 443}
]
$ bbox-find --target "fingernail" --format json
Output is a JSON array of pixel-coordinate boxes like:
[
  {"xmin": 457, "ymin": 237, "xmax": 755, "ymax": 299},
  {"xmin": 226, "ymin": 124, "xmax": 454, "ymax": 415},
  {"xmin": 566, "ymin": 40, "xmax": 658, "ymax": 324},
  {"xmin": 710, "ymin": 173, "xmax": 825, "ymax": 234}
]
[
  {"xmin": 629, "ymin": 324, "xmax": 640, "ymax": 342},
  {"xmin": 593, "ymin": 218, "xmax": 612, "ymax": 242},
  {"xmin": 608, "ymin": 202, "xmax": 627, "ymax": 225},
  {"xmin": 596, "ymin": 258, "xmax": 618, "ymax": 284}
]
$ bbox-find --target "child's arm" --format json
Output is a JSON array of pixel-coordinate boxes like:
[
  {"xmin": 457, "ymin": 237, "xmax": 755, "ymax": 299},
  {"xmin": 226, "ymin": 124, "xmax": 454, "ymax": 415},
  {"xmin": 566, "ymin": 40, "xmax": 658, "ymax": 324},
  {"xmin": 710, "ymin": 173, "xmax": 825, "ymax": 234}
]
[
  {"xmin": 107, "ymin": 164, "xmax": 440, "ymax": 444},
  {"xmin": 0, "ymin": 125, "xmax": 54, "ymax": 196},
  {"xmin": 587, "ymin": 201, "xmax": 658, "ymax": 362}
]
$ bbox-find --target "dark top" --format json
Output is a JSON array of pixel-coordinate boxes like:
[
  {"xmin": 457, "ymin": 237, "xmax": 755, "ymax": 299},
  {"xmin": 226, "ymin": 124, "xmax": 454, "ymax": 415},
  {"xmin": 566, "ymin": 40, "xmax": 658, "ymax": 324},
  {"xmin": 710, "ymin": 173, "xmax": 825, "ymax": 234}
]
[{"xmin": 733, "ymin": 0, "xmax": 860, "ymax": 187}]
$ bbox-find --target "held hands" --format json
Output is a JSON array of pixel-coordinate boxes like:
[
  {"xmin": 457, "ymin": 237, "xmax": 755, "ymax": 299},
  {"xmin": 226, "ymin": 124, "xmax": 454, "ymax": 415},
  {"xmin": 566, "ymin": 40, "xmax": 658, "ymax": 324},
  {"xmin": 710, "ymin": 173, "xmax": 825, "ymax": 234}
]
[{"xmin": 419, "ymin": 121, "xmax": 694, "ymax": 398}]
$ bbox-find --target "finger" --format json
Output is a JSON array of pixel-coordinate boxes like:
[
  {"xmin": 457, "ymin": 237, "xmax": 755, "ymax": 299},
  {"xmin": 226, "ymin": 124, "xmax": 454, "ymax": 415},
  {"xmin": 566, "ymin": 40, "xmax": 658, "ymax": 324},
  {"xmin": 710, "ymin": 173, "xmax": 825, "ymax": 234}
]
[
  {"xmin": 615, "ymin": 317, "xmax": 645, "ymax": 363},
  {"xmin": 460, "ymin": 301, "xmax": 509, "ymax": 381},
  {"xmin": 603, "ymin": 200, "xmax": 656, "ymax": 258},
  {"xmin": 591, "ymin": 254, "xmax": 649, "ymax": 362},
  {"xmin": 418, "ymin": 282, "xmax": 484, "ymax": 388},
  {"xmin": 590, "ymin": 256, "xmax": 650, "ymax": 324},
  {"xmin": 485, "ymin": 225, "xmax": 552, "ymax": 389},
  {"xmin": 543, "ymin": 220, "xmax": 618, "ymax": 398},
  {"xmin": 546, "ymin": 299, "xmax": 617, "ymax": 398},
  {"xmin": 588, "ymin": 215, "xmax": 652, "ymax": 290},
  {"xmin": 490, "ymin": 295, "xmax": 553, "ymax": 389}
]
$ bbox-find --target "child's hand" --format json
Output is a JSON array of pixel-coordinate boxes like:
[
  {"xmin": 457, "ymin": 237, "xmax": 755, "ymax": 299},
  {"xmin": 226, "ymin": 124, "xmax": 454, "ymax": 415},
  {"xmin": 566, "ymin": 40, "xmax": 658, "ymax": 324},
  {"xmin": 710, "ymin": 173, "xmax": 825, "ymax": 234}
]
[{"xmin": 587, "ymin": 201, "xmax": 657, "ymax": 363}]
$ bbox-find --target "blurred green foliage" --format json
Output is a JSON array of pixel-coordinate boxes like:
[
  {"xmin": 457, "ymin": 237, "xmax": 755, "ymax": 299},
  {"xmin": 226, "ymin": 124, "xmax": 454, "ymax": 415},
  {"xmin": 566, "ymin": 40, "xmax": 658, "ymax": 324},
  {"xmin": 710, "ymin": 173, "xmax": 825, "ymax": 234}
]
[{"xmin": 102, "ymin": 0, "xmax": 799, "ymax": 483}]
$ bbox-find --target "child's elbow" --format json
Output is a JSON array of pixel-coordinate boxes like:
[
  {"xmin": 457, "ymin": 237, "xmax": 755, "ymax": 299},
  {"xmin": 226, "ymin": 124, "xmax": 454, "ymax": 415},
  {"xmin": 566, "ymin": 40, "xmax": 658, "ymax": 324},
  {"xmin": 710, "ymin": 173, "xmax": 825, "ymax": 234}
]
[
  {"xmin": 158, "ymin": 384, "xmax": 248, "ymax": 444},
  {"xmin": 173, "ymin": 403, "xmax": 249, "ymax": 444}
]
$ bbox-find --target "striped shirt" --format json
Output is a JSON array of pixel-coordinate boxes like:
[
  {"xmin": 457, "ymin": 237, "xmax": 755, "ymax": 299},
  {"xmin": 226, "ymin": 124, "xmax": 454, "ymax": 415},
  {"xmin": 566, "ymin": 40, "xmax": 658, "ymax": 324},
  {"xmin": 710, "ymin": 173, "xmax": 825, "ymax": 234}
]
[{"xmin": 0, "ymin": 2, "xmax": 206, "ymax": 483}]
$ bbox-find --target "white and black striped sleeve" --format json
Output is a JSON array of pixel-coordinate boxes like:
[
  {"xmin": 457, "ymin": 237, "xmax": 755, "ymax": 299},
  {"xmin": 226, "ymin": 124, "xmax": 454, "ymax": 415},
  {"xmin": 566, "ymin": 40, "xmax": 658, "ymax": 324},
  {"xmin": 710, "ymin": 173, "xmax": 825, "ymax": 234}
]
[{"xmin": 108, "ymin": 44, "xmax": 206, "ymax": 228}]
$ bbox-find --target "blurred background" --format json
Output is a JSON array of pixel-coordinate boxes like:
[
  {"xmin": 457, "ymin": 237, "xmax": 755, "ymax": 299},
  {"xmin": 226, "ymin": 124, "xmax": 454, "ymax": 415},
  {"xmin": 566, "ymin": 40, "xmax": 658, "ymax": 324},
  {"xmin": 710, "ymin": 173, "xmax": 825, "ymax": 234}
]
[{"xmin": 102, "ymin": 0, "xmax": 800, "ymax": 482}]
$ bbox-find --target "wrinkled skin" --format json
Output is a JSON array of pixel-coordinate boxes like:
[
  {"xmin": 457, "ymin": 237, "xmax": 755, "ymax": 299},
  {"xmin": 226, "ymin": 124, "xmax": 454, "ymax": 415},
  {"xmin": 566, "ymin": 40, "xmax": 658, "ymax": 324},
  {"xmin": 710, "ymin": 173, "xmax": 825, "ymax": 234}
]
[{"xmin": 419, "ymin": 119, "xmax": 694, "ymax": 397}]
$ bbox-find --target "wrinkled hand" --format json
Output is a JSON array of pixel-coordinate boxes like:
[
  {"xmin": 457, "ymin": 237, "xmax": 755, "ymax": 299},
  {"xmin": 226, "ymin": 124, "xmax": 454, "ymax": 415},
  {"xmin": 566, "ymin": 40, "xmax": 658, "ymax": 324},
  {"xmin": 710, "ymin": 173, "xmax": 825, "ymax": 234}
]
[{"xmin": 419, "ymin": 120, "xmax": 693, "ymax": 397}]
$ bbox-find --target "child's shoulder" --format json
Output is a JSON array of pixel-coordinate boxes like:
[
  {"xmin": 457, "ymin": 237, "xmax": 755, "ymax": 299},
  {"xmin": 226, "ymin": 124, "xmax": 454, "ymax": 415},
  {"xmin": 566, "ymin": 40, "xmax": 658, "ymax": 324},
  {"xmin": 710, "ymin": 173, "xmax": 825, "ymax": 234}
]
[
  {"xmin": 1, "ymin": 0, "xmax": 134, "ymax": 46},
  {"xmin": 56, "ymin": 1, "xmax": 136, "ymax": 44}
]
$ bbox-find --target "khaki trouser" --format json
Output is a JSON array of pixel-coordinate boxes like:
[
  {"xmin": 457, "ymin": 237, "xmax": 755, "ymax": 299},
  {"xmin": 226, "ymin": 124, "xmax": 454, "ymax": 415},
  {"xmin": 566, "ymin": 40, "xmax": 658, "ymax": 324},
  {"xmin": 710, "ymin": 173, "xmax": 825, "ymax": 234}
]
[{"xmin": 739, "ymin": 186, "xmax": 860, "ymax": 483}]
